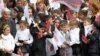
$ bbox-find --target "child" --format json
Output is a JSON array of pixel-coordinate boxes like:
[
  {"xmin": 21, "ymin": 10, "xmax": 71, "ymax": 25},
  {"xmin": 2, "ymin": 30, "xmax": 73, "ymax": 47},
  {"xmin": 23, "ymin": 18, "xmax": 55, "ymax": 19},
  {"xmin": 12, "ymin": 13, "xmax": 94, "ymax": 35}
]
[
  {"xmin": 59, "ymin": 20, "xmax": 72, "ymax": 56},
  {"xmin": 15, "ymin": 21, "xmax": 33, "ymax": 56},
  {"xmin": 87, "ymin": 21, "xmax": 100, "ymax": 56},
  {"xmin": 0, "ymin": 24, "xmax": 15, "ymax": 56},
  {"xmin": 30, "ymin": 15, "xmax": 54, "ymax": 56},
  {"xmin": 83, "ymin": 18, "xmax": 92, "ymax": 36},
  {"xmin": 69, "ymin": 20, "xmax": 80, "ymax": 56},
  {"xmin": 21, "ymin": 7, "xmax": 35, "ymax": 26},
  {"xmin": 81, "ymin": 18, "xmax": 92, "ymax": 56}
]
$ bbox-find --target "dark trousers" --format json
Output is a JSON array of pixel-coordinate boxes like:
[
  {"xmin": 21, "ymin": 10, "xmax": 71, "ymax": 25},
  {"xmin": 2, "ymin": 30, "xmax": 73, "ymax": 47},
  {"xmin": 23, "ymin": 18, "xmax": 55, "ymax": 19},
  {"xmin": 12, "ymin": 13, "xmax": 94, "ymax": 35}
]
[
  {"xmin": 0, "ymin": 51, "xmax": 11, "ymax": 56},
  {"xmin": 72, "ymin": 44, "xmax": 81, "ymax": 56},
  {"xmin": 88, "ymin": 54, "xmax": 100, "ymax": 56},
  {"xmin": 81, "ymin": 44, "xmax": 89, "ymax": 56}
]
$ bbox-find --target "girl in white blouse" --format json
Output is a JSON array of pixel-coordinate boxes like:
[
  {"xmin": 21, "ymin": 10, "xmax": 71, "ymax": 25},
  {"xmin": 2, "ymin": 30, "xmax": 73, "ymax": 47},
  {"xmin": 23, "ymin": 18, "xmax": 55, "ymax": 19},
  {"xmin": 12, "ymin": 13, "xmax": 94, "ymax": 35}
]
[
  {"xmin": 69, "ymin": 20, "xmax": 80, "ymax": 56},
  {"xmin": 0, "ymin": 24, "xmax": 15, "ymax": 56},
  {"xmin": 15, "ymin": 21, "xmax": 33, "ymax": 56}
]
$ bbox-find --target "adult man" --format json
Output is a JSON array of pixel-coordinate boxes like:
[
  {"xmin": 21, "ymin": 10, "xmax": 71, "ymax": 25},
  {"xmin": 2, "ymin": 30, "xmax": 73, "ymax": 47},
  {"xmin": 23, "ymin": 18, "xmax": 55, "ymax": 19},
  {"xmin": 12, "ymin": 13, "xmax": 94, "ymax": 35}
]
[{"xmin": 0, "ymin": 8, "xmax": 16, "ymax": 37}]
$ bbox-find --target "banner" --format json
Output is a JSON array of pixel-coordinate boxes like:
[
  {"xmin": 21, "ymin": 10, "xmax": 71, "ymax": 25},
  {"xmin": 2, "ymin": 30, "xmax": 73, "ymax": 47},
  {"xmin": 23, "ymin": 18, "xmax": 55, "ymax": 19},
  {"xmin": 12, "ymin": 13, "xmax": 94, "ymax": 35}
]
[
  {"xmin": 52, "ymin": 0, "xmax": 83, "ymax": 12},
  {"xmin": 46, "ymin": 28, "xmax": 65, "ymax": 56}
]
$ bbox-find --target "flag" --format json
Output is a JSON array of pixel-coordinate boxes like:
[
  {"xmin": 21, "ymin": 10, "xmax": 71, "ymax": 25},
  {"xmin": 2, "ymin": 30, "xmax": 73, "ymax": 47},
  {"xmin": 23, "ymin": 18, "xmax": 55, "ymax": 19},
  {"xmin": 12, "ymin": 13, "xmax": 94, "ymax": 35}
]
[
  {"xmin": 0, "ymin": 0, "xmax": 4, "ymax": 17},
  {"xmin": 52, "ymin": 0, "xmax": 83, "ymax": 12},
  {"xmin": 46, "ymin": 28, "xmax": 65, "ymax": 56},
  {"xmin": 53, "ymin": 28, "xmax": 65, "ymax": 47},
  {"xmin": 49, "ymin": 0, "xmax": 60, "ymax": 9},
  {"xmin": 24, "ymin": 4, "xmax": 29, "ymax": 19},
  {"xmin": 46, "ymin": 38, "xmax": 58, "ymax": 56}
]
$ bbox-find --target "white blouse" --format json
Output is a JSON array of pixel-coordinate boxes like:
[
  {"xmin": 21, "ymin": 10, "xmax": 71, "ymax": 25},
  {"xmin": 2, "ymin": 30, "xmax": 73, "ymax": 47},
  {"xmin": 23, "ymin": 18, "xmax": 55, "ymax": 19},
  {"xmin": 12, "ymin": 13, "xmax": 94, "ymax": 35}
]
[
  {"xmin": 0, "ymin": 34, "xmax": 15, "ymax": 50},
  {"xmin": 69, "ymin": 28, "xmax": 80, "ymax": 46},
  {"xmin": 15, "ymin": 28, "xmax": 33, "ymax": 46}
]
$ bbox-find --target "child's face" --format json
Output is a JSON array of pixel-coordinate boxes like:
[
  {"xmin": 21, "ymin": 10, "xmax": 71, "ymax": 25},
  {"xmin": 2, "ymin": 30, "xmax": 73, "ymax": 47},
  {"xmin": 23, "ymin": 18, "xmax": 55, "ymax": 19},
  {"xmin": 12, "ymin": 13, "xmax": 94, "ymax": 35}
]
[
  {"xmin": 84, "ymin": 21, "xmax": 90, "ymax": 26},
  {"xmin": 28, "ymin": 9, "xmax": 33, "ymax": 17},
  {"xmin": 61, "ymin": 25, "xmax": 69, "ymax": 32},
  {"xmin": 48, "ymin": 18, "xmax": 53, "ymax": 25},
  {"xmin": 72, "ymin": 12, "xmax": 78, "ymax": 19},
  {"xmin": 40, "ymin": 27, "xmax": 45, "ymax": 33},
  {"xmin": 19, "ymin": 23, "xmax": 26, "ymax": 30},
  {"xmin": 55, "ymin": 20, "xmax": 60, "ymax": 27},
  {"xmin": 78, "ymin": 13, "xmax": 84, "ymax": 20},
  {"xmin": 4, "ymin": 27, "xmax": 10, "ymax": 35}
]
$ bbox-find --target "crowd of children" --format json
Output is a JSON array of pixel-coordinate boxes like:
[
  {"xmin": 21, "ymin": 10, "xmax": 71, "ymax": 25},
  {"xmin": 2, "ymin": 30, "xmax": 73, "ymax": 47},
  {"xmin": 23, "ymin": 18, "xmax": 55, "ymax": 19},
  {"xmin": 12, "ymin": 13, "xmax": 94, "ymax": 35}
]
[{"xmin": 0, "ymin": 0, "xmax": 100, "ymax": 56}]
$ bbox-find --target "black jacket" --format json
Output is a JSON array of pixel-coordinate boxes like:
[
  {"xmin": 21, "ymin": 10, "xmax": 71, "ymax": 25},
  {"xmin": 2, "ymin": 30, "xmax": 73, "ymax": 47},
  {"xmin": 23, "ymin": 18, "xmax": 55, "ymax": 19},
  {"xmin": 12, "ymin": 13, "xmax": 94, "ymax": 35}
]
[
  {"xmin": 29, "ymin": 24, "xmax": 54, "ymax": 56},
  {"xmin": 88, "ymin": 30, "xmax": 99, "ymax": 54}
]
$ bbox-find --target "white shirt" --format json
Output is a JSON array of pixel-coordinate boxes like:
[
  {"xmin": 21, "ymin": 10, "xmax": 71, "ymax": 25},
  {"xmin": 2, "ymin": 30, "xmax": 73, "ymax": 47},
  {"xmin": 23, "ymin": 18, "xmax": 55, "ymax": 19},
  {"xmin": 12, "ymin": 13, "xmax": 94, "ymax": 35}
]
[
  {"xmin": 69, "ymin": 28, "xmax": 80, "ymax": 46},
  {"xmin": 84, "ymin": 25, "xmax": 92, "ymax": 36},
  {"xmin": 15, "ymin": 28, "xmax": 33, "ymax": 46},
  {"xmin": 0, "ymin": 33, "xmax": 15, "ymax": 50}
]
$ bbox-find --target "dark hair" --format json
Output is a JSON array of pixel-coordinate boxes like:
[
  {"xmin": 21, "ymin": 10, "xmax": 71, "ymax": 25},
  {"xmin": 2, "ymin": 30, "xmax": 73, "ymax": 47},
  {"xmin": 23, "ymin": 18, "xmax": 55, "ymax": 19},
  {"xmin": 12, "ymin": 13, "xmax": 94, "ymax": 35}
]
[
  {"xmin": 38, "ymin": 22, "xmax": 45, "ymax": 28},
  {"xmin": 60, "ymin": 20, "xmax": 67, "ymax": 27},
  {"xmin": 79, "ymin": 10, "xmax": 88, "ymax": 16},
  {"xmin": 13, "ymin": 7, "xmax": 19, "ymax": 12},
  {"xmin": 93, "ymin": 21, "xmax": 100, "ymax": 31},
  {"xmin": 43, "ymin": 15, "xmax": 52, "ymax": 22}
]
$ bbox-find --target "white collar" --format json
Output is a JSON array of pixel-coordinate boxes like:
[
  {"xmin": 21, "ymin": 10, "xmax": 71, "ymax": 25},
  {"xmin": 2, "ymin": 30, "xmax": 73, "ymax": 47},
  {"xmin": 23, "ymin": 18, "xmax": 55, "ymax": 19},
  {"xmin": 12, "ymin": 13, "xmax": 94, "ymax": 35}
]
[{"xmin": 1, "ymin": 33, "xmax": 12, "ymax": 40}]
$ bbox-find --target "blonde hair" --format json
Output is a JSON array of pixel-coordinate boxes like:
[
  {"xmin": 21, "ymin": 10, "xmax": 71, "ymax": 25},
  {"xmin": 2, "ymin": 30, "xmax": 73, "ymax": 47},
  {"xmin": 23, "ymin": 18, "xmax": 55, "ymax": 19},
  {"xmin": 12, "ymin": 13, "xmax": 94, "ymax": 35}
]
[
  {"xmin": 2, "ymin": 24, "xmax": 10, "ymax": 33},
  {"xmin": 83, "ymin": 17, "xmax": 91, "ymax": 23},
  {"xmin": 70, "ymin": 19, "xmax": 79, "ymax": 27}
]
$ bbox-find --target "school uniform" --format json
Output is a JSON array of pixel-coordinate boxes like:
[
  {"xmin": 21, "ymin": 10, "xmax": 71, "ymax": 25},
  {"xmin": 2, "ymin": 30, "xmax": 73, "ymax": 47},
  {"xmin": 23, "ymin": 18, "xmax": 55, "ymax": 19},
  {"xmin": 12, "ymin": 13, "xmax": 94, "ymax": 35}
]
[
  {"xmin": 29, "ymin": 24, "xmax": 54, "ymax": 56},
  {"xmin": 59, "ymin": 31, "xmax": 72, "ymax": 56},
  {"xmin": 88, "ymin": 29, "xmax": 100, "ymax": 56},
  {"xmin": 80, "ymin": 24, "xmax": 92, "ymax": 56},
  {"xmin": 76, "ymin": 19, "xmax": 87, "ymax": 56},
  {"xmin": 15, "ymin": 28, "xmax": 33, "ymax": 56},
  {"xmin": 69, "ymin": 28, "xmax": 81, "ymax": 56},
  {"xmin": 0, "ymin": 33, "xmax": 15, "ymax": 56}
]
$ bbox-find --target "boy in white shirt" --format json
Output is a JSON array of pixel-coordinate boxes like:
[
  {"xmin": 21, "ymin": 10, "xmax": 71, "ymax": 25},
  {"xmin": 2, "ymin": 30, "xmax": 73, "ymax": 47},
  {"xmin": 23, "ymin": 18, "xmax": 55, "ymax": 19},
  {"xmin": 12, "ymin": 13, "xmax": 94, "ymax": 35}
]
[{"xmin": 59, "ymin": 21, "xmax": 72, "ymax": 56}]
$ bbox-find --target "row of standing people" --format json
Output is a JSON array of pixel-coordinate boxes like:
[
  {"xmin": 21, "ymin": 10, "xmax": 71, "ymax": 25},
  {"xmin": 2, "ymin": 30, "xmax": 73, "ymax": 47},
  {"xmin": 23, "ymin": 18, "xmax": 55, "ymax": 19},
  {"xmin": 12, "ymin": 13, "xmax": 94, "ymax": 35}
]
[{"xmin": 0, "ymin": 0, "xmax": 100, "ymax": 56}]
